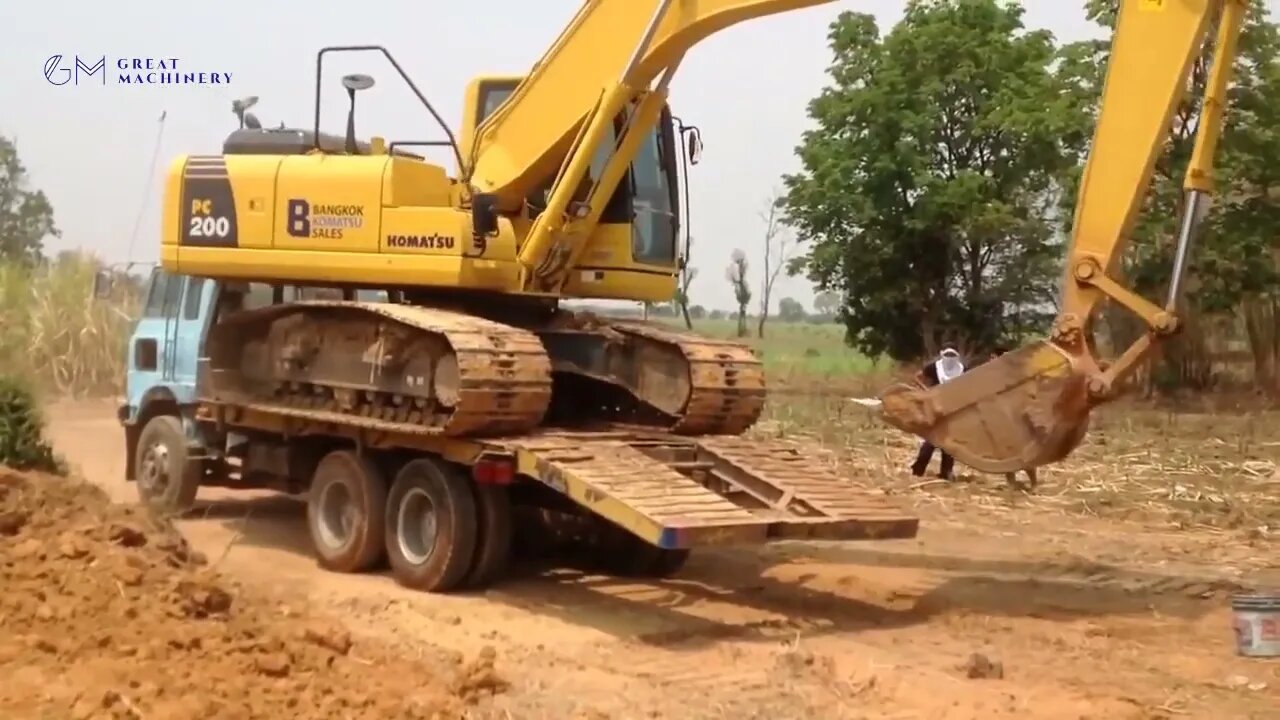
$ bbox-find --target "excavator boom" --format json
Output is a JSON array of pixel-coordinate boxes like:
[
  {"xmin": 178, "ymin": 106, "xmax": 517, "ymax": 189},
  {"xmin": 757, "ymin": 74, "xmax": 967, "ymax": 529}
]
[
  {"xmin": 466, "ymin": 0, "xmax": 833, "ymax": 292},
  {"xmin": 878, "ymin": 0, "xmax": 1249, "ymax": 473},
  {"xmin": 468, "ymin": 0, "xmax": 830, "ymax": 203}
]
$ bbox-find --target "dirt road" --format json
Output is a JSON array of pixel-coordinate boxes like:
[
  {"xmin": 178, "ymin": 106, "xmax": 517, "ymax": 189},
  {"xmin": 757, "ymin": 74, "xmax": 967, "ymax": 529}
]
[{"xmin": 42, "ymin": 399, "xmax": 1280, "ymax": 719}]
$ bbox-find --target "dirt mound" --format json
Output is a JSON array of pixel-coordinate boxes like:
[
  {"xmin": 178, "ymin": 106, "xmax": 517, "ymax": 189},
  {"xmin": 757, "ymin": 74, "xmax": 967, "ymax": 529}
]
[{"xmin": 0, "ymin": 467, "xmax": 505, "ymax": 720}]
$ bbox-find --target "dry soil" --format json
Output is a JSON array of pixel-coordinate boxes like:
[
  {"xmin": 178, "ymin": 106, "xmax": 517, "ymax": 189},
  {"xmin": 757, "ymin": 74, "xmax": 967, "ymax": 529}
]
[{"xmin": 2, "ymin": 398, "xmax": 1276, "ymax": 719}]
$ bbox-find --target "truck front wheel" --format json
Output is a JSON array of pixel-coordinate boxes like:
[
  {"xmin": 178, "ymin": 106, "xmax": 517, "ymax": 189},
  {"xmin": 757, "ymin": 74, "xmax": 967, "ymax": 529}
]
[
  {"xmin": 134, "ymin": 415, "xmax": 200, "ymax": 515},
  {"xmin": 384, "ymin": 457, "xmax": 478, "ymax": 593},
  {"xmin": 306, "ymin": 449, "xmax": 388, "ymax": 573}
]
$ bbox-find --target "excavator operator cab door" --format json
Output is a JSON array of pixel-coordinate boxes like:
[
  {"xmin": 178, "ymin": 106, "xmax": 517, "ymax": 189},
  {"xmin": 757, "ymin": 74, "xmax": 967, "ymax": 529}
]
[
  {"xmin": 627, "ymin": 106, "xmax": 681, "ymax": 270},
  {"xmin": 466, "ymin": 76, "xmax": 682, "ymax": 269}
]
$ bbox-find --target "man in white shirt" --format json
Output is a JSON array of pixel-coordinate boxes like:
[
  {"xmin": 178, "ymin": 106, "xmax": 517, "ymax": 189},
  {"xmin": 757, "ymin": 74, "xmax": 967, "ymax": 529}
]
[{"xmin": 909, "ymin": 347, "xmax": 963, "ymax": 480}]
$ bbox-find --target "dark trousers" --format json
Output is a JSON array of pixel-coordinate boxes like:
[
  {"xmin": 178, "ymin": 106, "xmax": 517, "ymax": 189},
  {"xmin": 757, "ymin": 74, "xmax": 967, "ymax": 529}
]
[{"xmin": 911, "ymin": 440, "xmax": 954, "ymax": 479}]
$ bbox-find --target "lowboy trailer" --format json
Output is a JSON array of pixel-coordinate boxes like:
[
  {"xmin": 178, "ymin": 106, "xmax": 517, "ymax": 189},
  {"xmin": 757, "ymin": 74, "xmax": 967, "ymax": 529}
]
[{"xmin": 113, "ymin": 268, "xmax": 919, "ymax": 592}]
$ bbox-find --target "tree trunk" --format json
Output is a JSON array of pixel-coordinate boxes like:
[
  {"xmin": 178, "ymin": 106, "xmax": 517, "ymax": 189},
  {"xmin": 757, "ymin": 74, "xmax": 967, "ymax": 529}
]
[{"xmin": 1243, "ymin": 300, "xmax": 1273, "ymax": 393}]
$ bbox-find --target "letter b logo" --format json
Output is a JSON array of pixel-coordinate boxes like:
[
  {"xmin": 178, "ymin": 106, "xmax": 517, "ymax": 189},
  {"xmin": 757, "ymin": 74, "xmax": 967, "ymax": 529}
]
[{"xmin": 287, "ymin": 199, "xmax": 310, "ymax": 237}]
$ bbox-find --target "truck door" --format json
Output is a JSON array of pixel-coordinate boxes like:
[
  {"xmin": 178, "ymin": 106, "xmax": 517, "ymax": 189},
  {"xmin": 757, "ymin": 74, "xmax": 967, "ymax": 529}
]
[
  {"xmin": 130, "ymin": 268, "xmax": 181, "ymax": 405},
  {"xmin": 128, "ymin": 269, "xmax": 210, "ymax": 408},
  {"xmin": 167, "ymin": 275, "xmax": 211, "ymax": 390}
]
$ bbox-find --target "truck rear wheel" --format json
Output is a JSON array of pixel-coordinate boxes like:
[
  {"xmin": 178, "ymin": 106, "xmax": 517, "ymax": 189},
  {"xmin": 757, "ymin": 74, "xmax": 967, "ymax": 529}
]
[
  {"xmin": 306, "ymin": 449, "xmax": 388, "ymax": 573},
  {"xmin": 134, "ymin": 415, "xmax": 200, "ymax": 515},
  {"xmin": 648, "ymin": 548, "xmax": 691, "ymax": 578},
  {"xmin": 597, "ymin": 521, "xmax": 690, "ymax": 579},
  {"xmin": 462, "ymin": 483, "xmax": 513, "ymax": 590},
  {"xmin": 384, "ymin": 457, "xmax": 478, "ymax": 593}
]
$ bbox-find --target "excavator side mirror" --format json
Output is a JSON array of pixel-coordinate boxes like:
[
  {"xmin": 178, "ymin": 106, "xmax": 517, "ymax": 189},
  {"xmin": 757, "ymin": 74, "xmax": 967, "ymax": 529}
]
[
  {"xmin": 341, "ymin": 73, "xmax": 376, "ymax": 155},
  {"xmin": 687, "ymin": 132, "xmax": 703, "ymax": 165}
]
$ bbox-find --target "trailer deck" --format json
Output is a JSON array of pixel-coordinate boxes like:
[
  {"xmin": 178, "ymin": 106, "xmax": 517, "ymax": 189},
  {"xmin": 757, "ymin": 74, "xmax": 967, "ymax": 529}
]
[
  {"xmin": 197, "ymin": 401, "xmax": 919, "ymax": 551},
  {"xmin": 503, "ymin": 431, "xmax": 918, "ymax": 549}
]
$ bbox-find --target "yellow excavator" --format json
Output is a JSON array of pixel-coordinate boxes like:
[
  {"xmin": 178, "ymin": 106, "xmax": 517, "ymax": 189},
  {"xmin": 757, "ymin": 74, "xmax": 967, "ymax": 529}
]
[
  {"xmin": 161, "ymin": 0, "xmax": 844, "ymax": 440},
  {"xmin": 158, "ymin": 0, "xmax": 1248, "ymax": 471}
]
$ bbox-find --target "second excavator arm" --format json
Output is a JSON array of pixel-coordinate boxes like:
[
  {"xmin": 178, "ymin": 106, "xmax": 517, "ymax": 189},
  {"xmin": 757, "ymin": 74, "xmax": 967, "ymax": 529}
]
[
  {"xmin": 877, "ymin": 0, "xmax": 1249, "ymax": 473},
  {"xmin": 463, "ymin": 0, "xmax": 832, "ymax": 294}
]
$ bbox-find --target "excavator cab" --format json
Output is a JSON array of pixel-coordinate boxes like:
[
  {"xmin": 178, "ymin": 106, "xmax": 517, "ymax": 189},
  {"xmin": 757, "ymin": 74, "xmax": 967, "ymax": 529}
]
[{"xmin": 463, "ymin": 74, "xmax": 688, "ymax": 293}]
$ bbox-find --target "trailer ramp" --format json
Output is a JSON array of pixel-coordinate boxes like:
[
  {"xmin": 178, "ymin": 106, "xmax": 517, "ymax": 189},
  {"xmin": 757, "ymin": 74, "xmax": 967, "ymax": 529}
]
[{"xmin": 502, "ymin": 431, "xmax": 918, "ymax": 550}]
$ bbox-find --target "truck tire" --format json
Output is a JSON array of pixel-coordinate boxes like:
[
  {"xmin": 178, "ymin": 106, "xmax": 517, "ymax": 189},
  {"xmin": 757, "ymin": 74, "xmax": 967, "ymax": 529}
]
[
  {"xmin": 597, "ymin": 521, "xmax": 690, "ymax": 579},
  {"xmin": 384, "ymin": 457, "xmax": 478, "ymax": 593},
  {"xmin": 648, "ymin": 548, "xmax": 691, "ymax": 578},
  {"xmin": 134, "ymin": 415, "xmax": 201, "ymax": 515},
  {"xmin": 306, "ymin": 449, "xmax": 388, "ymax": 573},
  {"xmin": 462, "ymin": 483, "xmax": 513, "ymax": 590}
]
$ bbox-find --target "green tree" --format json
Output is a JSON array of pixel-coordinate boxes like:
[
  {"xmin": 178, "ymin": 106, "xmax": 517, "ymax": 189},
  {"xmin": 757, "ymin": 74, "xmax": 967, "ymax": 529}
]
[
  {"xmin": 780, "ymin": 0, "xmax": 1088, "ymax": 361},
  {"xmin": 778, "ymin": 296, "xmax": 806, "ymax": 322},
  {"xmin": 812, "ymin": 290, "xmax": 839, "ymax": 316},
  {"xmin": 0, "ymin": 136, "xmax": 59, "ymax": 265},
  {"xmin": 0, "ymin": 376, "xmax": 66, "ymax": 474}
]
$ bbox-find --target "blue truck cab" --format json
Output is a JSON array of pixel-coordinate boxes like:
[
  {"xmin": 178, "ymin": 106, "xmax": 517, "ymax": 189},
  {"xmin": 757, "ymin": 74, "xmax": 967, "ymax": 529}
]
[{"xmin": 117, "ymin": 266, "xmax": 385, "ymax": 512}]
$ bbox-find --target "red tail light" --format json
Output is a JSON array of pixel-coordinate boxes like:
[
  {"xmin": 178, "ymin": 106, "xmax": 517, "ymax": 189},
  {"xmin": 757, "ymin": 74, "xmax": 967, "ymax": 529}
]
[{"xmin": 472, "ymin": 456, "xmax": 515, "ymax": 485}]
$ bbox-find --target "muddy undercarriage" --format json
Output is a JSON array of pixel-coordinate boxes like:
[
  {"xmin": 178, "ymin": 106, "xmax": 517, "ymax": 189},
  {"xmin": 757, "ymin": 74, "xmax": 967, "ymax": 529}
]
[{"xmin": 203, "ymin": 299, "xmax": 767, "ymax": 438}]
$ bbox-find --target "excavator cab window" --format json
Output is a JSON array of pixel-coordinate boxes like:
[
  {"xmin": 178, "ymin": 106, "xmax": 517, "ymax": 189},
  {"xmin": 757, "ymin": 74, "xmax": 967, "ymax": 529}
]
[
  {"xmin": 472, "ymin": 78, "xmax": 680, "ymax": 266},
  {"xmin": 629, "ymin": 110, "xmax": 679, "ymax": 266},
  {"xmin": 475, "ymin": 81, "xmax": 519, "ymax": 127}
]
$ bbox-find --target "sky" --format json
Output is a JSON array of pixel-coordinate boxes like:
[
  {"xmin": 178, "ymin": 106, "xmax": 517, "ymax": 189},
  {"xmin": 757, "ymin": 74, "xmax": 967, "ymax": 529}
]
[{"xmin": 0, "ymin": 0, "xmax": 1251, "ymax": 312}]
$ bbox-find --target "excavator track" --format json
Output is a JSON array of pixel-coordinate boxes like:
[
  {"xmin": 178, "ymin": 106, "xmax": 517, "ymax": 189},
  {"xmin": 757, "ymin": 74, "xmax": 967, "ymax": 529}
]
[
  {"xmin": 204, "ymin": 301, "xmax": 553, "ymax": 437},
  {"xmin": 538, "ymin": 314, "xmax": 767, "ymax": 436},
  {"xmin": 611, "ymin": 321, "xmax": 767, "ymax": 436}
]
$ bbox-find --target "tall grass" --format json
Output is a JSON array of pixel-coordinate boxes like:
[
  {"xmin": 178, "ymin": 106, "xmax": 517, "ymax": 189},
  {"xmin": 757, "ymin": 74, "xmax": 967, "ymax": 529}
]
[{"xmin": 0, "ymin": 253, "xmax": 139, "ymax": 397}]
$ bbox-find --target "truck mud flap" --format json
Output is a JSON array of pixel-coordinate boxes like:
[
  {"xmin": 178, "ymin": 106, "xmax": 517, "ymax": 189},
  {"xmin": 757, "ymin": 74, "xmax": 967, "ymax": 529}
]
[{"xmin": 502, "ymin": 432, "xmax": 918, "ymax": 550}]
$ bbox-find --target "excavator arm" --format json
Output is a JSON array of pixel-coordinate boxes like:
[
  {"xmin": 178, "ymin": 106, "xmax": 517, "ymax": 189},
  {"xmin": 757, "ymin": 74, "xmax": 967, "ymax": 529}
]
[
  {"xmin": 463, "ymin": 0, "xmax": 833, "ymax": 293},
  {"xmin": 877, "ymin": 0, "xmax": 1249, "ymax": 473}
]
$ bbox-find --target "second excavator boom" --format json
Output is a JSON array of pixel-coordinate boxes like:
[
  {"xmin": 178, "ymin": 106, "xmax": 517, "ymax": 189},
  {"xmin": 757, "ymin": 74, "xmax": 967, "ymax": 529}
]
[{"xmin": 877, "ymin": 0, "xmax": 1249, "ymax": 473}]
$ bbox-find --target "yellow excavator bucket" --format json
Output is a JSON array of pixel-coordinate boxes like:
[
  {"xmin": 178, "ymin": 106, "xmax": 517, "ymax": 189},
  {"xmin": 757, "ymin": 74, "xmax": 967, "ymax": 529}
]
[{"xmin": 877, "ymin": 341, "xmax": 1092, "ymax": 474}]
